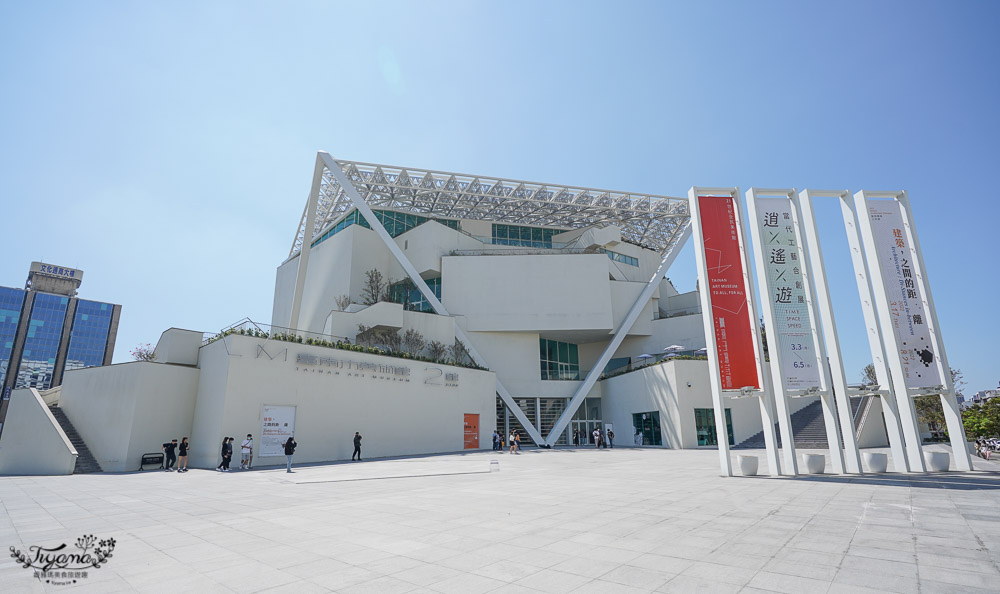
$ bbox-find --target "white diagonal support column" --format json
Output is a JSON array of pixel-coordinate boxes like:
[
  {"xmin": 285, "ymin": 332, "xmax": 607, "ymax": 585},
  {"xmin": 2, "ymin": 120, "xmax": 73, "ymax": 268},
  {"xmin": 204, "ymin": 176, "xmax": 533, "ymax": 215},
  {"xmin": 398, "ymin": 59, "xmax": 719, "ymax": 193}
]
[
  {"xmin": 318, "ymin": 152, "xmax": 546, "ymax": 445},
  {"xmin": 543, "ymin": 223, "xmax": 692, "ymax": 446},
  {"xmin": 837, "ymin": 194, "xmax": 910, "ymax": 472},
  {"xmin": 854, "ymin": 190, "xmax": 926, "ymax": 472},
  {"xmin": 895, "ymin": 191, "xmax": 971, "ymax": 471},
  {"xmin": 690, "ymin": 188, "xmax": 781, "ymax": 477},
  {"xmin": 288, "ymin": 154, "xmax": 326, "ymax": 330},
  {"xmin": 797, "ymin": 190, "xmax": 864, "ymax": 474}
]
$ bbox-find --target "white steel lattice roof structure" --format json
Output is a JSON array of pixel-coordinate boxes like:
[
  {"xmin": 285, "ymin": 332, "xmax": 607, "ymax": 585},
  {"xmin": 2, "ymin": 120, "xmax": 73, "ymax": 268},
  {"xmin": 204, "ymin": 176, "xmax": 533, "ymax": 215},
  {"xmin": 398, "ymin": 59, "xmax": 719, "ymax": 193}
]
[{"xmin": 290, "ymin": 159, "xmax": 690, "ymax": 257}]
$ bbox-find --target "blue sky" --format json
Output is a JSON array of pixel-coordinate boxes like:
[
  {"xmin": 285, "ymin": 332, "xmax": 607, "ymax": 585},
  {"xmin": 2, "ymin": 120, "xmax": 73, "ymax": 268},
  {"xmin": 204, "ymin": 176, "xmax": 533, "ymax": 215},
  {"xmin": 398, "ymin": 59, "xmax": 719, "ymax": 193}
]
[{"xmin": 1, "ymin": 2, "xmax": 997, "ymax": 394}]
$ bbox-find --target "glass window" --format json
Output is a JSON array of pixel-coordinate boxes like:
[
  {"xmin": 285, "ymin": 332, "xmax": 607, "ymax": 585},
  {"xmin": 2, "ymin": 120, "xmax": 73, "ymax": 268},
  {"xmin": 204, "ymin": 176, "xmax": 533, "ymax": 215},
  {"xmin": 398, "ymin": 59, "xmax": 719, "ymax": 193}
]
[
  {"xmin": 16, "ymin": 293, "xmax": 69, "ymax": 390},
  {"xmin": 0, "ymin": 287, "xmax": 25, "ymax": 387},
  {"xmin": 539, "ymin": 338, "xmax": 580, "ymax": 381},
  {"xmin": 65, "ymin": 300, "xmax": 114, "ymax": 372},
  {"xmin": 694, "ymin": 408, "xmax": 734, "ymax": 446},
  {"xmin": 632, "ymin": 411, "xmax": 662, "ymax": 446}
]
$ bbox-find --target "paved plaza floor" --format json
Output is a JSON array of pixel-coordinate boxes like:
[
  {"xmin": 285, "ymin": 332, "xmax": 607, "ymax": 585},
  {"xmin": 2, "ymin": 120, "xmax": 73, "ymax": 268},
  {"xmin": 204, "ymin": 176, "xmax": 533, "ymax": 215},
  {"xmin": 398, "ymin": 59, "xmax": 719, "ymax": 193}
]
[{"xmin": 2, "ymin": 446, "xmax": 999, "ymax": 593}]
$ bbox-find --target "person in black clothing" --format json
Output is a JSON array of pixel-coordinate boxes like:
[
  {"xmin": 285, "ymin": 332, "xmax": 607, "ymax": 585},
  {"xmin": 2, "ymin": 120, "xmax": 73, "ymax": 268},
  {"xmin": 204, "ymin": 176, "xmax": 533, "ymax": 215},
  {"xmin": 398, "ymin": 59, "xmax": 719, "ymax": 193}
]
[
  {"xmin": 352, "ymin": 431, "xmax": 362, "ymax": 461},
  {"xmin": 284, "ymin": 436, "xmax": 297, "ymax": 473},
  {"xmin": 162, "ymin": 439, "xmax": 178, "ymax": 471},
  {"xmin": 217, "ymin": 437, "xmax": 231, "ymax": 471},
  {"xmin": 177, "ymin": 437, "xmax": 190, "ymax": 472},
  {"xmin": 607, "ymin": 429, "xmax": 615, "ymax": 449}
]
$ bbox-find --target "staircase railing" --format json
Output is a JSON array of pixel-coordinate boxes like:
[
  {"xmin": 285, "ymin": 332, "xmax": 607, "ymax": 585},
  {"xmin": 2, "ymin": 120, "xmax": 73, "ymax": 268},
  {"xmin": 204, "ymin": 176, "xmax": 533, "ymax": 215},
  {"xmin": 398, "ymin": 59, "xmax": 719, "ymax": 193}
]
[{"xmin": 853, "ymin": 395, "xmax": 875, "ymax": 441}]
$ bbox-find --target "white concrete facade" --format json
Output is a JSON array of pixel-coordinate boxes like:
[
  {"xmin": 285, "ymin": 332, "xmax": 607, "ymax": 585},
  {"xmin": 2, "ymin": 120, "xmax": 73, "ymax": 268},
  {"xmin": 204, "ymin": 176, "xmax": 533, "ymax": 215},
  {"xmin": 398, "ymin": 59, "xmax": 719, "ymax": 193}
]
[
  {"xmin": 54, "ymin": 332, "xmax": 496, "ymax": 472},
  {"xmin": 270, "ymin": 160, "xmax": 803, "ymax": 450}
]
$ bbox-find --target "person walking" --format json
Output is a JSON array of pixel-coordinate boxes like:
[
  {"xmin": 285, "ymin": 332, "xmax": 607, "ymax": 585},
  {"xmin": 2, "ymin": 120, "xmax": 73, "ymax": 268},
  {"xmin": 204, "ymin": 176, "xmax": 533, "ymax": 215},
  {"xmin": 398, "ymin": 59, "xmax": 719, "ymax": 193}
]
[
  {"xmin": 284, "ymin": 436, "xmax": 297, "ymax": 473},
  {"xmin": 162, "ymin": 439, "xmax": 178, "ymax": 471},
  {"xmin": 509, "ymin": 430, "xmax": 516, "ymax": 454},
  {"xmin": 592, "ymin": 427, "xmax": 600, "ymax": 448},
  {"xmin": 607, "ymin": 429, "xmax": 615, "ymax": 449},
  {"xmin": 514, "ymin": 431, "xmax": 521, "ymax": 454},
  {"xmin": 352, "ymin": 431, "xmax": 363, "ymax": 461},
  {"xmin": 241, "ymin": 434, "xmax": 254, "ymax": 469},
  {"xmin": 177, "ymin": 437, "xmax": 190, "ymax": 472},
  {"xmin": 217, "ymin": 437, "xmax": 230, "ymax": 471}
]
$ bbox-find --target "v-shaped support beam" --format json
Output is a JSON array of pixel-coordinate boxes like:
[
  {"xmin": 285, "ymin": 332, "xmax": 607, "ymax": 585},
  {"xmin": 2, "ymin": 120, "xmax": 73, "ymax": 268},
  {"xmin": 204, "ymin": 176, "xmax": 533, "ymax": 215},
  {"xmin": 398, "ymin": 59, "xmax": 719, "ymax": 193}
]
[
  {"xmin": 543, "ymin": 223, "xmax": 692, "ymax": 445},
  {"xmin": 314, "ymin": 152, "xmax": 545, "ymax": 445}
]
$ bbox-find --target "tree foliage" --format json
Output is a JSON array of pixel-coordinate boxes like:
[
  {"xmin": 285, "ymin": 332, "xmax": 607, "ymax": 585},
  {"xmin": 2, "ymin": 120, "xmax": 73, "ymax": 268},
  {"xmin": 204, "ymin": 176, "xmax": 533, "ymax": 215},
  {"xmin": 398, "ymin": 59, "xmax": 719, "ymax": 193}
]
[
  {"xmin": 448, "ymin": 338, "xmax": 471, "ymax": 365},
  {"xmin": 401, "ymin": 329, "xmax": 426, "ymax": 355},
  {"xmin": 963, "ymin": 398, "xmax": 1000, "ymax": 438},
  {"xmin": 362, "ymin": 269, "xmax": 388, "ymax": 306},
  {"xmin": 335, "ymin": 294, "xmax": 351, "ymax": 311},
  {"xmin": 861, "ymin": 364, "xmax": 966, "ymax": 436},
  {"xmin": 427, "ymin": 340, "xmax": 447, "ymax": 361},
  {"xmin": 130, "ymin": 343, "xmax": 156, "ymax": 362}
]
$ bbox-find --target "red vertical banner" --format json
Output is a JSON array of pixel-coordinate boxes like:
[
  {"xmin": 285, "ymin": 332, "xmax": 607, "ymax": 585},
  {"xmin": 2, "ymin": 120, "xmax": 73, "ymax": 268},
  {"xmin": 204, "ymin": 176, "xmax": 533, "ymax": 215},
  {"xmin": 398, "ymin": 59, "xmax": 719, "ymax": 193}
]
[
  {"xmin": 463, "ymin": 414, "xmax": 479, "ymax": 449},
  {"xmin": 697, "ymin": 196, "xmax": 760, "ymax": 390}
]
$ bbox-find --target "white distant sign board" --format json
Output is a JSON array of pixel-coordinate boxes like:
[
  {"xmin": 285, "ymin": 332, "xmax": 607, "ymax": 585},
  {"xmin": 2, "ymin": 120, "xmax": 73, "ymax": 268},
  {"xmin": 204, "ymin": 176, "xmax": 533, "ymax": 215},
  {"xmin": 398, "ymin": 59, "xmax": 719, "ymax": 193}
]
[
  {"xmin": 867, "ymin": 201, "xmax": 943, "ymax": 388},
  {"xmin": 260, "ymin": 405, "xmax": 296, "ymax": 457},
  {"xmin": 755, "ymin": 197, "xmax": 821, "ymax": 390}
]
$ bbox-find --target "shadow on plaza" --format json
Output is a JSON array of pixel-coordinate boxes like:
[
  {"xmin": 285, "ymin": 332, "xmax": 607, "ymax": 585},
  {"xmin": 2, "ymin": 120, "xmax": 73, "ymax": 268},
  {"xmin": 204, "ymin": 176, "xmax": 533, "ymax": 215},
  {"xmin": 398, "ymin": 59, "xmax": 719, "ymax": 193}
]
[{"xmin": 758, "ymin": 471, "xmax": 1000, "ymax": 491}]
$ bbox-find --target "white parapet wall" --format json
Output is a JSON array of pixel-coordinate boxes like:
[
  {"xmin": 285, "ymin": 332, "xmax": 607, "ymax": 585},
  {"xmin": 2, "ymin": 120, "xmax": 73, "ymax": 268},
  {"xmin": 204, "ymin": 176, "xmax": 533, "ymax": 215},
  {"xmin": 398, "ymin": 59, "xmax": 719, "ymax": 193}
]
[
  {"xmin": 189, "ymin": 334, "xmax": 497, "ymax": 468},
  {"xmin": 0, "ymin": 388, "xmax": 78, "ymax": 476},
  {"xmin": 59, "ymin": 362, "xmax": 200, "ymax": 472},
  {"xmin": 601, "ymin": 359, "xmax": 815, "ymax": 449}
]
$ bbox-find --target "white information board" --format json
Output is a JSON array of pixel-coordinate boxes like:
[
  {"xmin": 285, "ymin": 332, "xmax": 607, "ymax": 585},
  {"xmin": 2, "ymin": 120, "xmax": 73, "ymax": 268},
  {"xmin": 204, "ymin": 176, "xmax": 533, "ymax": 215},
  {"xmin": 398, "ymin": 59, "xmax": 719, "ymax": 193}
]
[
  {"xmin": 260, "ymin": 405, "xmax": 296, "ymax": 457},
  {"xmin": 867, "ymin": 201, "xmax": 943, "ymax": 389},
  {"xmin": 755, "ymin": 197, "xmax": 821, "ymax": 390}
]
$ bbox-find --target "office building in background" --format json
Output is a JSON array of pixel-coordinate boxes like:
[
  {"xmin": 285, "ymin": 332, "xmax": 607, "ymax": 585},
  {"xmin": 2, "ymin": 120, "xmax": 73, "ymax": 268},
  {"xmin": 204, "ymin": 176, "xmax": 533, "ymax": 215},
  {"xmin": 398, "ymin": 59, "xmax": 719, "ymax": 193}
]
[{"xmin": 0, "ymin": 262, "xmax": 120, "ymax": 394}]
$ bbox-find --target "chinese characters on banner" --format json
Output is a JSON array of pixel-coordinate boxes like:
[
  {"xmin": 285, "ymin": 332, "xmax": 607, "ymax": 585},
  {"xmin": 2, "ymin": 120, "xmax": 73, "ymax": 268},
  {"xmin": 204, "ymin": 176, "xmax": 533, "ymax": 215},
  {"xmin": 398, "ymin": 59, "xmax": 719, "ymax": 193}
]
[
  {"xmin": 260, "ymin": 405, "xmax": 296, "ymax": 457},
  {"xmin": 697, "ymin": 196, "xmax": 760, "ymax": 390},
  {"xmin": 868, "ymin": 202, "xmax": 943, "ymax": 388},
  {"xmin": 463, "ymin": 414, "xmax": 479, "ymax": 449},
  {"xmin": 755, "ymin": 198, "xmax": 821, "ymax": 390}
]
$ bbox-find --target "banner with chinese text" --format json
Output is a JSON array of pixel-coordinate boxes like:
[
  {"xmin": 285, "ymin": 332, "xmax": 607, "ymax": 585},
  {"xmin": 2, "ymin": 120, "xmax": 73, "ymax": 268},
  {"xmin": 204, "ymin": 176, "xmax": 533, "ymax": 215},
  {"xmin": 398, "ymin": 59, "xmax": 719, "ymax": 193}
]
[
  {"xmin": 755, "ymin": 198, "xmax": 822, "ymax": 390},
  {"xmin": 697, "ymin": 196, "xmax": 760, "ymax": 390},
  {"xmin": 261, "ymin": 405, "xmax": 296, "ymax": 457},
  {"xmin": 463, "ymin": 414, "xmax": 479, "ymax": 449},
  {"xmin": 868, "ymin": 201, "xmax": 943, "ymax": 388}
]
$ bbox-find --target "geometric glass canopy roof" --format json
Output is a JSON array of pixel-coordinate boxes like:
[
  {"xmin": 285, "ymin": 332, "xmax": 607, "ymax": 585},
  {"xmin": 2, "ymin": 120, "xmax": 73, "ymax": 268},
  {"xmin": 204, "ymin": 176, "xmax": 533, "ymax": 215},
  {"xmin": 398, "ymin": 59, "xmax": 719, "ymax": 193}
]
[{"xmin": 290, "ymin": 158, "xmax": 690, "ymax": 258}]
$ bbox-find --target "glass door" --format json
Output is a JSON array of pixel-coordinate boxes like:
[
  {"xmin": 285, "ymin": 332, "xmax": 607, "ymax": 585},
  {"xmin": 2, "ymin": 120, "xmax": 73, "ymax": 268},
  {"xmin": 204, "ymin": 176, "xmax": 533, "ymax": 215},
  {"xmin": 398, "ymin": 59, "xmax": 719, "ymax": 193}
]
[{"xmin": 694, "ymin": 408, "xmax": 734, "ymax": 446}]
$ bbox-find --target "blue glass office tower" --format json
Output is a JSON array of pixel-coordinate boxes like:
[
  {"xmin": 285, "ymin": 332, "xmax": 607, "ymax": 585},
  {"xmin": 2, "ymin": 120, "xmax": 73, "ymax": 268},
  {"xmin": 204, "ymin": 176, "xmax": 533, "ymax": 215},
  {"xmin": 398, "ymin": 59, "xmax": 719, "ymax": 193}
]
[{"xmin": 0, "ymin": 263, "xmax": 121, "ymax": 395}]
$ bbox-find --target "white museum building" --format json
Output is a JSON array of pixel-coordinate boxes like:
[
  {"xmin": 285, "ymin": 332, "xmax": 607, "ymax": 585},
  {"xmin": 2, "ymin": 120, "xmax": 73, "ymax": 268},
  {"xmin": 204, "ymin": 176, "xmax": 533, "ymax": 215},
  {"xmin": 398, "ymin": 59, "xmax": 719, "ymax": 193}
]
[{"xmin": 0, "ymin": 153, "xmax": 886, "ymax": 475}]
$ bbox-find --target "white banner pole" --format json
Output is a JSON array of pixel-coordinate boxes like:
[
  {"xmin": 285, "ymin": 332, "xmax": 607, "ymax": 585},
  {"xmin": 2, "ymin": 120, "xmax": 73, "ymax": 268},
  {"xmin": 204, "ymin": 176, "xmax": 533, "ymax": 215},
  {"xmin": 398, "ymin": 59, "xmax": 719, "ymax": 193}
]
[
  {"xmin": 854, "ymin": 190, "xmax": 926, "ymax": 472},
  {"xmin": 897, "ymin": 191, "xmax": 972, "ymax": 471},
  {"xmin": 797, "ymin": 190, "xmax": 863, "ymax": 473},
  {"xmin": 689, "ymin": 187, "xmax": 778, "ymax": 477},
  {"xmin": 839, "ymin": 195, "xmax": 910, "ymax": 472}
]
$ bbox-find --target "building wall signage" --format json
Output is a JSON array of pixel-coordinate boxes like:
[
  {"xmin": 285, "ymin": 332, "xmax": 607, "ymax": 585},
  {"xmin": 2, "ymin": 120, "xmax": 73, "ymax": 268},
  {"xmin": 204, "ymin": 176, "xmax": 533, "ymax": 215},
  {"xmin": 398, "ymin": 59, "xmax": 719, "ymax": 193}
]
[
  {"xmin": 290, "ymin": 351, "xmax": 459, "ymax": 387},
  {"xmin": 463, "ymin": 413, "xmax": 479, "ymax": 449},
  {"xmin": 260, "ymin": 405, "xmax": 296, "ymax": 457},
  {"xmin": 30, "ymin": 262, "xmax": 82, "ymax": 279},
  {"xmin": 754, "ymin": 197, "xmax": 821, "ymax": 390},
  {"xmin": 696, "ymin": 196, "xmax": 760, "ymax": 390},
  {"xmin": 867, "ymin": 201, "xmax": 943, "ymax": 388}
]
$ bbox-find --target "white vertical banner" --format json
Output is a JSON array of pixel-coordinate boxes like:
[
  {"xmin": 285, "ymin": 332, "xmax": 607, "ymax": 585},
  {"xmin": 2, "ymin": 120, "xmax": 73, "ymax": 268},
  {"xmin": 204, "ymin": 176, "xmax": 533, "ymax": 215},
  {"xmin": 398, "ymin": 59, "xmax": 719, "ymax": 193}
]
[
  {"xmin": 690, "ymin": 187, "xmax": 780, "ymax": 477},
  {"xmin": 855, "ymin": 191, "xmax": 972, "ymax": 472},
  {"xmin": 261, "ymin": 405, "xmax": 296, "ymax": 457},
  {"xmin": 866, "ymin": 201, "xmax": 944, "ymax": 388},
  {"xmin": 753, "ymin": 197, "xmax": 823, "ymax": 391},
  {"xmin": 746, "ymin": 189, "xmax": 835, "ymax": 475}
]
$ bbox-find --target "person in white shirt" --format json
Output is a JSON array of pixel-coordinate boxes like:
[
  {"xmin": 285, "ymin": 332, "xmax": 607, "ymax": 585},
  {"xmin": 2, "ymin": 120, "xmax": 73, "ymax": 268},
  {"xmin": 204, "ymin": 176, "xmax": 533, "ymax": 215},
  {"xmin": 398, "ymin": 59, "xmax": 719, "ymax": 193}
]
[{"xmin": 241, "ymin": 434, "xmax": 254, "ymax": 469}]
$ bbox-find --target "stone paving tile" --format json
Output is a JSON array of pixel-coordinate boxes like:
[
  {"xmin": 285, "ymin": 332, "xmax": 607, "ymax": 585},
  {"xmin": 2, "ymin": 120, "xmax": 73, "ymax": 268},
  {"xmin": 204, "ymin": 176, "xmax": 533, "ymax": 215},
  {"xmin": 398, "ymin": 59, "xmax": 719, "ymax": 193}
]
[
  {"xmin": 1, "ymin": 447, "xmax": 999, "ymax": 593},
  {"xmin": 655, "ymin": 574, "xmax": 742, "ymax": 593}
]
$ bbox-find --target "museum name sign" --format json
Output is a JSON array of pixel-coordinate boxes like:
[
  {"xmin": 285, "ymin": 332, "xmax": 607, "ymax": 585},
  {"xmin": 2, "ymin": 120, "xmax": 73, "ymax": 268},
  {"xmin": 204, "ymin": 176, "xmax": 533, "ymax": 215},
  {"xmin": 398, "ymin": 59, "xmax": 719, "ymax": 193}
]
[{"xmin": 254, "ymin": 344, "xmax": 458, "ymax": 387}]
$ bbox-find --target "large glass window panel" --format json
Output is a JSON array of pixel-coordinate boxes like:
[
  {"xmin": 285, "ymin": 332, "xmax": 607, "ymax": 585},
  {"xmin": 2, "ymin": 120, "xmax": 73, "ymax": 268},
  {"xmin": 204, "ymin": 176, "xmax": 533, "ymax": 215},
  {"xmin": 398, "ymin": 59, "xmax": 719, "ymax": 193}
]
[
  {"xmin": 65, "ymin": 300, "xmax": 113, "ymax": 372},
  {"xmin": 0, "ymin": 287, "xmax": 25, "ymax": 387},
  {"xmin": 16, "ymin": 293, "xmax": 69, "ymax": 389}
]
